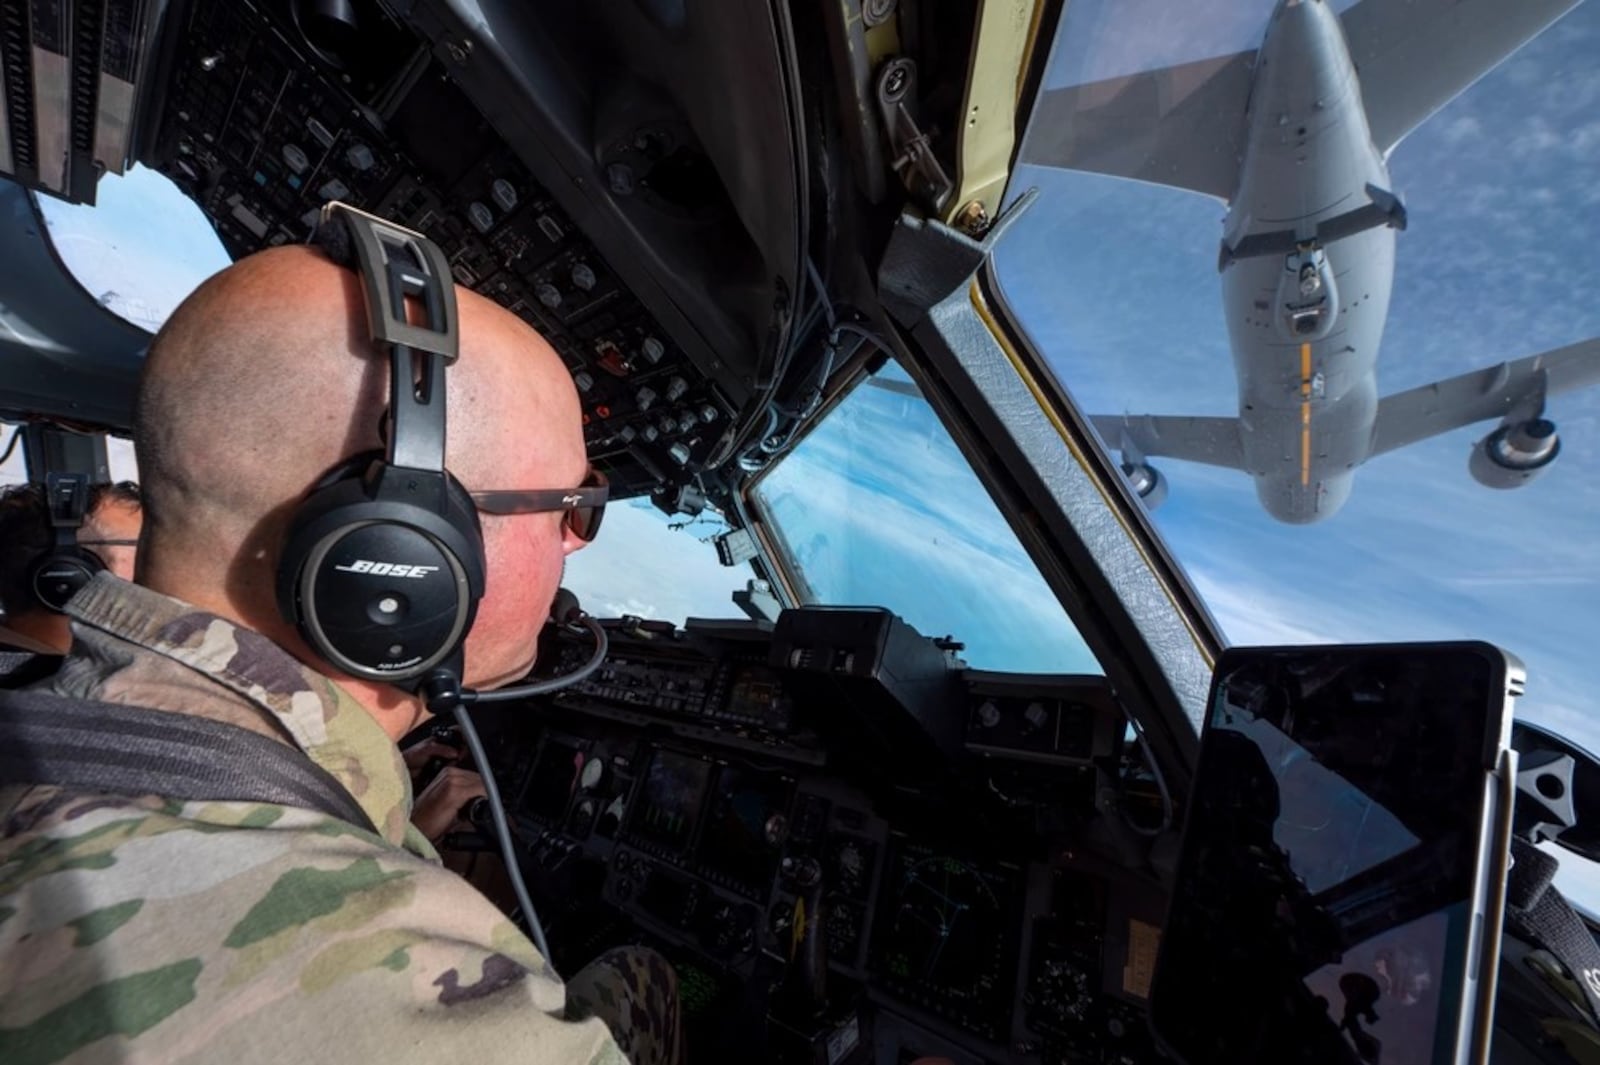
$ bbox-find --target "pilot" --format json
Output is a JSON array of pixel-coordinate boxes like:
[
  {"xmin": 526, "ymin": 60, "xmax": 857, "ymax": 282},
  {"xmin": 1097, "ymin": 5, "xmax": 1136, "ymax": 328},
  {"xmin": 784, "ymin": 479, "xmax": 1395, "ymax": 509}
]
[
  {"xmin": 0, "ymin": 245, "xmax": 680, "ymax": 1063},
  {"xmin": 0, "ymin": 478, "xmax": 142, "ymax": 654}
]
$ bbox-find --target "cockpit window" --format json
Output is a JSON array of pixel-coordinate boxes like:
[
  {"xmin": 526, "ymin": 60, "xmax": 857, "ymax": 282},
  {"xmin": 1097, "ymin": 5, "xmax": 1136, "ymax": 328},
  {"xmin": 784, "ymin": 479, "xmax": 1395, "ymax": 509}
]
[
  {"xmin": 36, "ymin": 164, "xmax": 231, "ymax": 332},
  {"xmin": 563, "ymin": 498, "xmax": 753, "ymax": 623},
  {"xmin": 750, "ymin": 359, "xmax": 1103, "ymax": 674},
  {"xmin": 995, "ymin": 1, "xmax": 1598, "ymax": 752}
]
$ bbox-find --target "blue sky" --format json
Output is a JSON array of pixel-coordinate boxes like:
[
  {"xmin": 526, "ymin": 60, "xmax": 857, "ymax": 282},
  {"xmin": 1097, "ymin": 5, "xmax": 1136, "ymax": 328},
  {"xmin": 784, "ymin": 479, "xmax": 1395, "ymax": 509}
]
[
  {"xmin": 751, "ymin": 360, "xmax": 1102, "ymax": 674},
  {"xmin": 996, "ymin": 0, "xmax": 1600, "ymax": 755},
  {"xmin": 32, "ymin": 163, "xmax": 233, "ymax": 330}
]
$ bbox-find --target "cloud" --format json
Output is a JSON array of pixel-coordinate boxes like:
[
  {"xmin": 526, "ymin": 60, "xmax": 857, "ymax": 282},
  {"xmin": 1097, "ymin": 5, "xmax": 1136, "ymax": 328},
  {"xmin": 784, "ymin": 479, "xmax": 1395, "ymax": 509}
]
[
  {"xmin": 1439, "ymin": 115, "xmax": 1483, "ymax": 145},
  {"xmin": 1508, "ymin": 117, "xmax": 1563, "ymax": 157}
]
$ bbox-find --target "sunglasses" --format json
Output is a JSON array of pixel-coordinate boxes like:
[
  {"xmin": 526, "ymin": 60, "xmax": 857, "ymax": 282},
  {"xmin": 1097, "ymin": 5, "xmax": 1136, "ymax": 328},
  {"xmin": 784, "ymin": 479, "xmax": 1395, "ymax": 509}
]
[{"xmin": 469, "ymin": 468, "xmax": 609, "ymax": 542}]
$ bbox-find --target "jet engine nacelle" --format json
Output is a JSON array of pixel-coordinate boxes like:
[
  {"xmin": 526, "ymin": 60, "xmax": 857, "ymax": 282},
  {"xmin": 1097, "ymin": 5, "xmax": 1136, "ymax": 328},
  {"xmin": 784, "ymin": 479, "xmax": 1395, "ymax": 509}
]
[
  {"xmin": 1121, "ymin": 461, "xmax": 1169, "ymax": 510},
  {"xmin": 1469, "ymin": 418, "xmax": 1560, "ymax": 489}
]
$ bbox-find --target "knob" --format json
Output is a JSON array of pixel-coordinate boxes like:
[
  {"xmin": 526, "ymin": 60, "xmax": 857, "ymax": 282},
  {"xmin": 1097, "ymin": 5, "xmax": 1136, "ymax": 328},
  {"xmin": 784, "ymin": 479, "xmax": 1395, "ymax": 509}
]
[
  {"xmin": 346, "ymin": 143, "xmax": 375, "ymax": 171},
  {"xmin": 1023, "ymin": 701, "xmax": 1050, "ymax": 732},
  {"xmin": 977, "ymin": 700, "xmax": 1001, "ymax": 729}
]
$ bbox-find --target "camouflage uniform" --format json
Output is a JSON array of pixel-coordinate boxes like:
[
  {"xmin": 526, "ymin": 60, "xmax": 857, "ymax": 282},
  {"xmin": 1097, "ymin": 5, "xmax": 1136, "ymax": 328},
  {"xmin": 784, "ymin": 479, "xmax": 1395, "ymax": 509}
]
[{"xmin": 0, "ymin": 573, "xmax": 681, "ymax": 1064}]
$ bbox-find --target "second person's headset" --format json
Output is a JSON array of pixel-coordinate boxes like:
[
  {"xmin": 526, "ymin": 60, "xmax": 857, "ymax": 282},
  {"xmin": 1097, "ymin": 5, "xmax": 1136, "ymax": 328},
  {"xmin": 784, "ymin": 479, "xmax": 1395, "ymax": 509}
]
[
  {"xmin": 30, "ymin": 472, "xmax": 105, "ymax": 613},
  {"xmin": 275, "ymin": 202, "xmax": 484, "ymax": 692}
]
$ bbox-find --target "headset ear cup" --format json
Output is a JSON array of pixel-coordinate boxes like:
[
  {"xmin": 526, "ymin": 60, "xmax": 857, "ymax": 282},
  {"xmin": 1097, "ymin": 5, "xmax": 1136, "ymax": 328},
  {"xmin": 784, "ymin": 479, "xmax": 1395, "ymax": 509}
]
[
  {"xmin": 277, "ymin": 468, "xmax": 485, "ymax": 686},
  {"xmin": 275, "ymin": 452, "xmax": 394, "ymax": 632},
  {"xmin": 277, "ymin": 474, "xmax": 368, "ymax": 633},
  {"xmin": 31, "ymin": 548, "xmax": 106, "ymax": 613}
]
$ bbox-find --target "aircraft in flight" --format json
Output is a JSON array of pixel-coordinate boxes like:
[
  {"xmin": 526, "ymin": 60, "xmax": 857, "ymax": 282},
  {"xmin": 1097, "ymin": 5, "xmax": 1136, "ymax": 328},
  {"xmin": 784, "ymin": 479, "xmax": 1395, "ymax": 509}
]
[{"xmin": 1026, "ymin": 0, "xmax": 1600, "ymax": 523}]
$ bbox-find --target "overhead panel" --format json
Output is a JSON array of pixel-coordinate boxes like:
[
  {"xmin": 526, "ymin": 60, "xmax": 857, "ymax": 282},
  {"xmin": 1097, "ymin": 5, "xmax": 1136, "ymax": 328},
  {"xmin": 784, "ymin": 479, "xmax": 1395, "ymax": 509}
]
[
  {"xmin": 0, "ymin": 0, "xmax": 160, "ymax": 204},
  {"xmin": 145, "ymin": 0, "xmax": 734, "ymax": 501}
]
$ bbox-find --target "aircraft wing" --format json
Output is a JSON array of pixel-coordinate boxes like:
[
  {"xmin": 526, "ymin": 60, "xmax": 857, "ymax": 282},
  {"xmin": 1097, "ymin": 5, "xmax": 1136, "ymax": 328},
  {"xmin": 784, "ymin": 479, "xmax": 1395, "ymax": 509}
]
[
  {"xmin": 1091, "ymin": 413, "xmax": 1247, "ymax": 471},
  {"xmin": 1020, "ymin": 50, "xmax": 1254, "ymax": 202},
  {"xmin": 1341, "ymin": 0, "xmax": 1584, "ymax": 155},
  {"xmin": 1368, "ymin": 337, "xmax": 1600, "ymax": 458}
]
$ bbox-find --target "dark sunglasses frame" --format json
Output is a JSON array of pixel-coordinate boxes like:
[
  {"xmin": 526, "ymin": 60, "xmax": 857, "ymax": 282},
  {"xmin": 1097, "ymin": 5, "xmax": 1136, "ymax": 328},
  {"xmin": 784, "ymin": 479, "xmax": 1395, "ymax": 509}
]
[{"xmin": 469, "ymin": 468, "xmax": 609, "ymax": 541}]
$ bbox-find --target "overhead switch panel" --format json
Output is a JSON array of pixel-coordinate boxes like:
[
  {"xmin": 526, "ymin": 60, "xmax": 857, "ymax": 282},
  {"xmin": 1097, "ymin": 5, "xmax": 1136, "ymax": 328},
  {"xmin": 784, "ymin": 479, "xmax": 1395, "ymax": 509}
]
[{"xmin": 0, "ymin": 0, "xmax": 161, "ymax": 204}]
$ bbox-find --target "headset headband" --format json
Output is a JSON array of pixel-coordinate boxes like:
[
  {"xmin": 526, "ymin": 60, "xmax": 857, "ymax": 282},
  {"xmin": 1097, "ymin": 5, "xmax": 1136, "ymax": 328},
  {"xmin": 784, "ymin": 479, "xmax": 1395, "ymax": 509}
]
[
  {"xmin": 312, "ymin": 202, "xmax": 460, "ymax": 482},
  {"xmin": 279, "ymin": 203, "xmax": 482, "ymax": 686},
  {"xmin": 44, "ymin": 472, "xmax": 91, "ymax": 549}
]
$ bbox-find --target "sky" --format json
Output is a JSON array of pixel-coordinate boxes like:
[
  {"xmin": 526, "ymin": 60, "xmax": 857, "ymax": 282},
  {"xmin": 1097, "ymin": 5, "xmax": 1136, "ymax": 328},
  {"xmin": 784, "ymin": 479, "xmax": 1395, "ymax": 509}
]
[
  {"xmin": 995, "ymin": 0, "xmax": 1600, "ymax": 756},
  {"xmin": 30, "ymin": 163, "xmax": 234, "ymax": 331},
  {"xmin": 751, "ymin": 360, "xmax": 1102, "ymax": 674}
]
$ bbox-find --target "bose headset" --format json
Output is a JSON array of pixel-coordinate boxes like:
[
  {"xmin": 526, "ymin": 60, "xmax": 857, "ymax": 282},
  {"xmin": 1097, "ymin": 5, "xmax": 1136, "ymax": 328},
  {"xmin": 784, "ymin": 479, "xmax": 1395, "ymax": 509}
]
[
  {"xmin": 30, "ymin": 472, "xmax": 107, "ymax": 613},
  {"xmin": 278, "ymin": 203, "xmax": 611, "ymax": 969},
  {"xmin": 275, "ymin": 202, "xmax": 484, "ymax": 698}
]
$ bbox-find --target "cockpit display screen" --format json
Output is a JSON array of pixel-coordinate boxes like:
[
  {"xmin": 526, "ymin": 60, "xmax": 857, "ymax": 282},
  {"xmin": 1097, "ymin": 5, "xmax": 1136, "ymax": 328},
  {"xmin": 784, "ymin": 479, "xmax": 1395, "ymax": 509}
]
[
  {"xmin": 629, "ymin": 750, "xmax": 713, "ymax": 854},
  {"xmin": 696, "ymin": 768, "xmax": 792, "ymax": 894},
  {"xmin": 868, "ymin": 835, "xmax": 1023, "ymax": 1041},
  {"xmin": 722, "ymin": 665, "xmax": 793, "ymax": 732}
]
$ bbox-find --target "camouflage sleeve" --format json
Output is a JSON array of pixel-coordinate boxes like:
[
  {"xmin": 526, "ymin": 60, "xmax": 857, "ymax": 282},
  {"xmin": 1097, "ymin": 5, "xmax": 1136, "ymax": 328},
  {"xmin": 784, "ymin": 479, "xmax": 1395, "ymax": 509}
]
[
  {"xmin": 0, "ymin": 789, "xmax": 632, "ymax": 1065},
  {"xmin": 566, "ymin": 947, "xmax": 685, "ymax": 1065}
]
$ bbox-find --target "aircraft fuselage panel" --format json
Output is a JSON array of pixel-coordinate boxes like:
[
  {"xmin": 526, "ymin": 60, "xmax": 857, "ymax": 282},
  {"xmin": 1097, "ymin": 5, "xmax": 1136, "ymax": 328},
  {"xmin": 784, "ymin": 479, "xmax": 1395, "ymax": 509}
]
[{"xmin": 1223, "ymin": 0, "xmax": 1398, "ymax": 524}]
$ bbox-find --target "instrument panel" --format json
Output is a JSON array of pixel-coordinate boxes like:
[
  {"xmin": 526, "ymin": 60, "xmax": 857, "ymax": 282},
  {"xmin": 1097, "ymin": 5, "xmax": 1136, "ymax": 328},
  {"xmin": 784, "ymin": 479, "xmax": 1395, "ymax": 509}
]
[{"xmin": 468, "ymin": 608, "xmax": 1168, "ymax": 1065}]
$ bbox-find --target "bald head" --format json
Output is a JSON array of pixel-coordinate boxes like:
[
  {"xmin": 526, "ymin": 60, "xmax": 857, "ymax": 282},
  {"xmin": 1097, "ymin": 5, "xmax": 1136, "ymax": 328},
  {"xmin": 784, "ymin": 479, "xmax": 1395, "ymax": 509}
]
[{"xmin": 134, "ymin": 244, "xmax": 590, "ymax": 727}]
